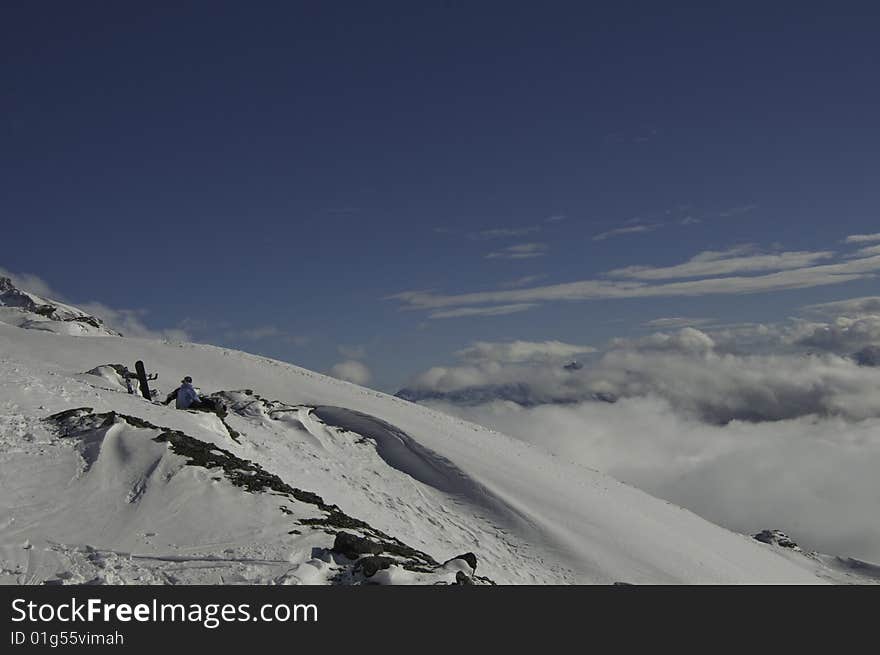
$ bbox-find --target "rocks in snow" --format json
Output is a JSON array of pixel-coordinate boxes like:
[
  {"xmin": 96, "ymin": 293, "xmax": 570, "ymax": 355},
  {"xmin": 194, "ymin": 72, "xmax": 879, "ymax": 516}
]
[
  {"xmin": 0, "ymin": 276, "xmax": 119, "ymax": 336},
  {"xmin": 333, "ymin": 532, "xmax": 385, "ymax": 559},
  {"xmin": 443, "ymin": 552, "xmax": 478, "ymax": 572},
  {"xmin": 753, "ymin": 529, "xmax": 801, "ymax": 551},
  {"xmin": 327, "ymin": 531, "xmax": 491, "ymax": 584},
  {"xmin": 41, "ymin": 406, "xmax": 495, "ymax": 586}
]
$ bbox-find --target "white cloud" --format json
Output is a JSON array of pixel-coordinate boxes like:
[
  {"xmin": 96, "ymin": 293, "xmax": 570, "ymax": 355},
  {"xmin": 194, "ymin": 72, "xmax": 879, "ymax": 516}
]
[
  {"xmin": 405, "ymin": 316, "xmax": 880, "ymax": 562},
  {"xmin": 404, "ymin": 312, "xmax": 880, "ymax": 422},
  {"xmin": 611, "ymin": 327, "xmax": 717, "ymax": 356},
  {"xmin": 400, "ymin": 283, "xmax": 880, "ymax": 564},
  {"xmin": 428, "ymin": 303, "xmax": 538, "ymax": 319},
  {"xmin": 790, "ymin": 315, "xmax": 880, "ymax": 353},
  {"xmin": 844, "ymin": 233, "xmax": 880, "ymax": 244},
  {"xmin": 437, "ymin": 397, "xmax": 880, "ymax": 562},
  {"xmin": 485, "ymin": 243, "xmax": 548, "ymax": 259},
  {"xmin": 390, "ymin": 247, "xmax": 880, "ymax": 313},
  {"xmin": 592, "ymin": 224, "xmax": 661, "ymax": 241},
  {"xmin": 803, "ymin": 296, "xmax": 880, "ymax": 317},
  {"xmin": 329, "ymin": 360, "xmax": 371, "ymax": 385},
  {"xmin": 848, "ymin": 244, "xmax": 880, "ymax": 258},
  {"xmin": 76, "ymin": 302, "xmax": 190, "ymax": 341},
  {"xmin": 456, "ymin": 339, "xmax": 595, "ymax": 365},
  {"xmin": 645, "ymin": 317, "xmax": 714, "ymax": 329},
  {"xmin": 607, "ymin": 247, "xmax": 834, "ymax": 280}
]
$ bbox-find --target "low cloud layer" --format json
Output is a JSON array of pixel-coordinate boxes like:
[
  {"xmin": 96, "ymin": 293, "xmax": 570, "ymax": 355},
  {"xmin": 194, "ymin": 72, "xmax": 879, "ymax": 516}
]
[
  {"xmin": 404, "ymin": 299, "xmax": 880, "ymax": 561},
  {"xmin": 456, "ymin": 339, "xmax": 595, "ymax": 364},
  {"xmin": 408, "ymin": 327, "xmax": 880, "ymax": 422},
  {"xmin": 436, "ymin": 397, "xmax": 880, "ymax": 562}
]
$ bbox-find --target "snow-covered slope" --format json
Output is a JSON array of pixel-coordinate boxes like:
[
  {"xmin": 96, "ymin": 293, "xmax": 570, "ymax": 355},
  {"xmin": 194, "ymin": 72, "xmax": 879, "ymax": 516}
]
[
  {"xmin": 0, "ymin": 277, "xmax": 119, "ymax": 337},
  {"xmin": 0, "ymin": 311, "xmax": 850, "ymax": 584}
]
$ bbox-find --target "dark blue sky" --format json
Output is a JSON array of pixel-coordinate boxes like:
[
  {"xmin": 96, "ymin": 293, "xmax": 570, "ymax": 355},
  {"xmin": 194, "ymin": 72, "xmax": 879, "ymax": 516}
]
[{"xmin": 3, "ymin": 2, "xmax": 879, "ymax": 389}]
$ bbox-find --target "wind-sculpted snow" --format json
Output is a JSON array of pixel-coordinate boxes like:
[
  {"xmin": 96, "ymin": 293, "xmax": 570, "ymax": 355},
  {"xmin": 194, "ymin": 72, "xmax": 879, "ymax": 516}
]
[
  {"xmin": 312, "ymin": 406, "xmax": 539, "ymax": 536},
  {"xmin": 15, "ymin": 407, "xmax": 494, "ymax": 585}
]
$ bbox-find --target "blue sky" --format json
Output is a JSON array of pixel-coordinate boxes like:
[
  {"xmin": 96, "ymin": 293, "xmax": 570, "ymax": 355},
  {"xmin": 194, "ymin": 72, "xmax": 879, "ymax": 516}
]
[{"xmin": 3, "ymin": 2, "xmax": 879, "ymax": 390}]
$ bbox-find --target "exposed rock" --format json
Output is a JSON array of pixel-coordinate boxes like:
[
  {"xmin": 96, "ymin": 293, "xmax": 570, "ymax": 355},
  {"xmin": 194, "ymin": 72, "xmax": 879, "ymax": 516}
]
[
  {"xmin": 333, "ymin": 532, "xmax": 385, "ymax": 559},
  {"xmin": 455, "ymin": 571, "xmax": 473, "ymax": 585},
  {"xmin": 357, "ymin": 555, "xmax": 395, "ymax": 578},
  {"xmin": 753, "ymin": 529, "xmax": 801, "ymax": 551},
  {"xmin": 0, "ymin": 277, "xmax": 51, "ymax": 315},
  {"xmin": 443, "ymin": 552, "xmax": 477, "ymax": 572}
]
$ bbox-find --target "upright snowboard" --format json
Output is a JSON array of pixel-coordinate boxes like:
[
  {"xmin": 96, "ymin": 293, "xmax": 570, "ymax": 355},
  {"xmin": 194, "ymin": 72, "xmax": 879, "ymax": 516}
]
[{"xmin": 134, "ymin": 360, "xmax": 152, "ymax": 400}]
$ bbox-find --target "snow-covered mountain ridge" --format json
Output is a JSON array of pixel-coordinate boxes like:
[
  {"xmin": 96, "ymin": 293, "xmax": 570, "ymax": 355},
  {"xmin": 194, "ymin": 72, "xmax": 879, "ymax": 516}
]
[
  {"xmin": 0, "ymin": 276, "xmax": 118, "ymax": 337},
  {"xmin": 0, "ymin": 279, "xmax": 871, "ymax": 584}
]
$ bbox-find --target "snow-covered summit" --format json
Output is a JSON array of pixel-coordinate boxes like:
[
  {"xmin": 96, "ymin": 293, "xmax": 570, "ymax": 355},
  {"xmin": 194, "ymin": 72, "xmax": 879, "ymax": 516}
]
[
  {"xmin": 0, "ymin": 298, "xmax": 868, "ymax": 585},
  {"xmin": 0, "ymin": 276, "xmax": 119, "ymax": 337}
]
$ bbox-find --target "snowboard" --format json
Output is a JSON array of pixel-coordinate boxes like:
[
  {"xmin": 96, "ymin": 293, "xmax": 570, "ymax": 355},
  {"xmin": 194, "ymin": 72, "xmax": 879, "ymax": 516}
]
[{"xmin": 135, "ymin": 360, "xmax": 152, "ymax": 400}]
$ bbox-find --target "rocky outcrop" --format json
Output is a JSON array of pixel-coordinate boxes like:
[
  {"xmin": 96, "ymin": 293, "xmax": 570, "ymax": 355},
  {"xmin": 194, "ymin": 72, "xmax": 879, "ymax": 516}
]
[
  {"xmin": 0, "ymin": 276, "xmax": 57, "ymax": 315},
  {"xmin": 0, "ymin": 277, "xmax": 119, "ymax": 335},
  {"xmin": 753, "ymin": 529, "xmax": 801, "ymax": 551},
  {"xmin": 321, "ymin": 532, "xmax": 491, "ymax": 584}
]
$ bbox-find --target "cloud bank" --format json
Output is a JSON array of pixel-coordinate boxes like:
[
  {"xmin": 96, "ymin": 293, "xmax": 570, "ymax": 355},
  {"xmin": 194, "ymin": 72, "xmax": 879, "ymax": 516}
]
[
  {"xmin": 403, "ymin": 300, "xmax": 880, "ymax": 562},
  {"xmin": 437, "ymin": 397, "xmax": 880, "ymax": 562},
  {"xmin": 457, "ymin": 339, "xmax": 595, "ymax": 364}
]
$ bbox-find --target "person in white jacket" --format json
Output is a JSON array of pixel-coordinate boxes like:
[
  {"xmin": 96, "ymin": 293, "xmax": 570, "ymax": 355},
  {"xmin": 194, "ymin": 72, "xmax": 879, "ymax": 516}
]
[{"xmin": 176, "ymin": 376, "xmax": 201, "ymax": 409}]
